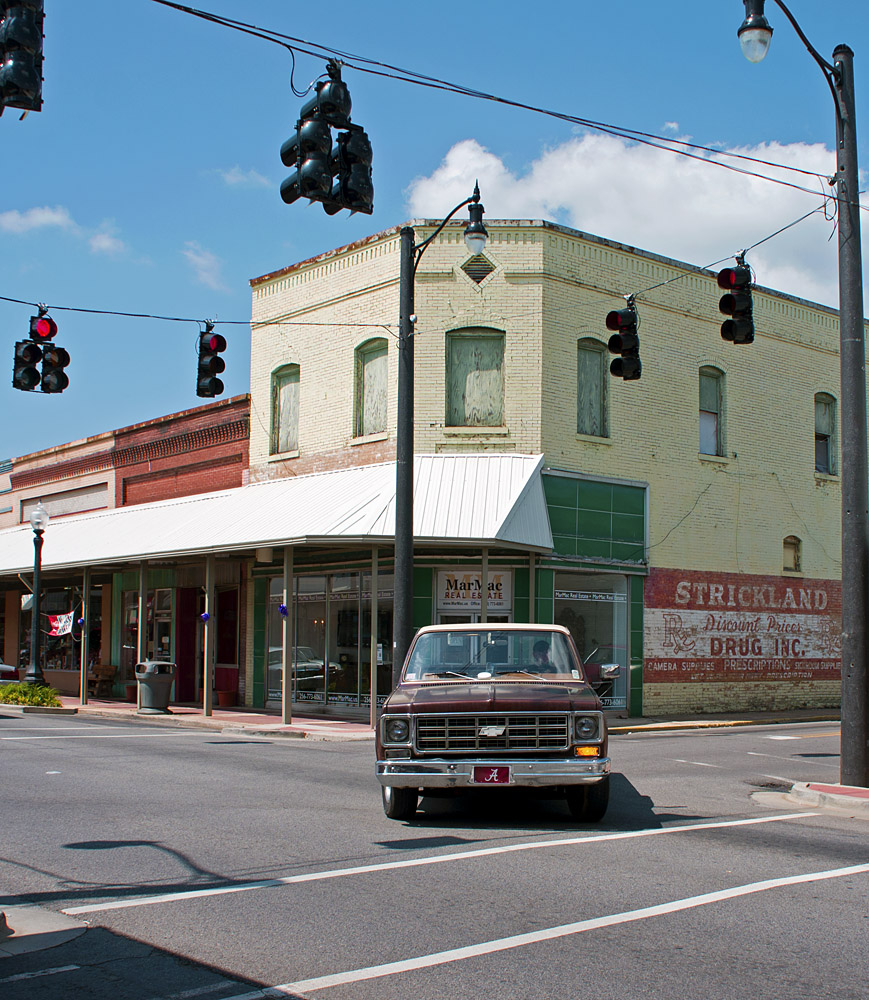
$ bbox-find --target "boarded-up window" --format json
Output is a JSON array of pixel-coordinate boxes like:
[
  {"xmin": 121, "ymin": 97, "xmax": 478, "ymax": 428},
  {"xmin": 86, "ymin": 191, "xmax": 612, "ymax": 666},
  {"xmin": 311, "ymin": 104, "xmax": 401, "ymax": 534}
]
[
  {"xmin": 577, "ymin": 338, "xmax": 608, "ymax": 437},
  {"xmin": 815, "ymin": 392, "xmax": 836, "ymax": 474},
  {"xmin": 446, "ymin": 330, "xmax": 504, "ymax": 427},
  {"xmin": 783, "ymin": 535, "xmax": 801, "ymax": 572},
  {"xmin": 271, "ymin": 365, "xmax": 299, "ymax": 455},
  {"xmin": 355, "ymin": 338, "xmax": 388, "ymax": 437},
  {"xmin": 699, "ymin": 367, "xmax": 723, "ymax": 456}
]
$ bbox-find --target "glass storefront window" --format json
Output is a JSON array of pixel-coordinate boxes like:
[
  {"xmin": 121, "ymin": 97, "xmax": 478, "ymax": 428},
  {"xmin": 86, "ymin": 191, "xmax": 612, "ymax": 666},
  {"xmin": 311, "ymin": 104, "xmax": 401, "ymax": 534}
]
[{"xmin": 554, "ymin": 572, "xmax": 628, "ymax": 710}]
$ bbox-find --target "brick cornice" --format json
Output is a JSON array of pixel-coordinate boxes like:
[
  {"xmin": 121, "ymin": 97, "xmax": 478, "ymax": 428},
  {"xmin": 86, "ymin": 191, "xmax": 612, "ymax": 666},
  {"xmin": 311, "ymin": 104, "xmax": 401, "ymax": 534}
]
[{"xmin": 11, "ymin": 418, "xmax": 250, "ymax": 490}]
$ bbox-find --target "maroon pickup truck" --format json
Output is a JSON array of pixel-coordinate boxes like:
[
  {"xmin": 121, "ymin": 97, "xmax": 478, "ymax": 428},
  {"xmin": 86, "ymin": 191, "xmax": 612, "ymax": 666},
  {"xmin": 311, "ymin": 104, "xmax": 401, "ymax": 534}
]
[{"xmin": 376, "ymin": 623, "xmax": 611, "ymax": 822}]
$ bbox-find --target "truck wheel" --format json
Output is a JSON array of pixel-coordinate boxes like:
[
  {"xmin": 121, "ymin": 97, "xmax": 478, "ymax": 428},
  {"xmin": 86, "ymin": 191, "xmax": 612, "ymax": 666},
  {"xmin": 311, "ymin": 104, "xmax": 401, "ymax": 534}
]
[
  {"xmin": 566, "ymin": 776, "xmax": 609, "ymax": 822},
  {"xmin": 382, "ymin": 785, "xmax": 418, "ymax": 820}
]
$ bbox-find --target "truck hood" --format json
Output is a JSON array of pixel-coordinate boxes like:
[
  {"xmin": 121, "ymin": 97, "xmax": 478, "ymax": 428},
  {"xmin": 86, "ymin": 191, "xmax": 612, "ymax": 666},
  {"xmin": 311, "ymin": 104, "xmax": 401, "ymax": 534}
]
[{"xmin": 385, "ymin": 681, "xmax": 599, "ymax": 714}]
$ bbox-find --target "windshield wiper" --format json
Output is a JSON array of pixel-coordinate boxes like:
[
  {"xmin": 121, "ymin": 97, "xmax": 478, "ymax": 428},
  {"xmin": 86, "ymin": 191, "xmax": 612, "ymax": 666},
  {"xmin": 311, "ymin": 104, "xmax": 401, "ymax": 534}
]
[{"xmin": 433, "ymin": 670, "xmax": 472, "ymax": 678}]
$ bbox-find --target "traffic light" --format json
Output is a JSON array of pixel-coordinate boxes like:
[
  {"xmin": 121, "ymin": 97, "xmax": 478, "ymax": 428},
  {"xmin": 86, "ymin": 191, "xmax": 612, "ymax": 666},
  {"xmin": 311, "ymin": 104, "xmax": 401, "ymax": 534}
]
[
  {"xmin": 30, "ymin": 312, "xmax": 56, "ymax": 342},
  {"xmin": 0, "ymin": 0, "xmax": 45, "ymax": 114},
  {"xmin": 280, "ymin": 61, "xmax": 373, "ymax": 215},
  {"xmin": 41, "ymin": 343, "xmax": 69, "ymax": 392},
  {"xmin": 606, "ymin": 304, "xmax": 641, "ymax": 380},
  {"xmin": 12, "ymin": 338, "xmax": 41, "ymax": 390},
  {"xmin": 329, "ymin": 127, "xmax": 374, "ymax": 215},
  {"xmin": 717, "ymin": 264, "xmax": 754, "ymax": 344},
  {"xmin": 196, "ymin": 323, "xmax": 226, "ymax": 398}
]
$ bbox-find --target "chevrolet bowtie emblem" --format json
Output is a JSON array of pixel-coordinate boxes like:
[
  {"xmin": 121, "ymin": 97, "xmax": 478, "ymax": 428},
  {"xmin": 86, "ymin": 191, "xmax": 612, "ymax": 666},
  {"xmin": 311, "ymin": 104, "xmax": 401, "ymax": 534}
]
[{"xmin": 479, "ymin": 725, "xmax": 506, "ymax": 737}]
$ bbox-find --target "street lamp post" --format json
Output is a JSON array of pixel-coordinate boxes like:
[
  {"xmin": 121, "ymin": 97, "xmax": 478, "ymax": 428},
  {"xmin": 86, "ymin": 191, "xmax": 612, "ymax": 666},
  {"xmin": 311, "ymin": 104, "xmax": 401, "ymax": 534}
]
[
  {"xmin": 24, "ymin": 501, "xmax": 49, "ymax": 686},
  {"xmin": 392, "ymin": 184, "xmax": 488, "ymax": 688},
  {"xmin": 737, "ymin": 0, "xmax": 867, "ymax": 786}
]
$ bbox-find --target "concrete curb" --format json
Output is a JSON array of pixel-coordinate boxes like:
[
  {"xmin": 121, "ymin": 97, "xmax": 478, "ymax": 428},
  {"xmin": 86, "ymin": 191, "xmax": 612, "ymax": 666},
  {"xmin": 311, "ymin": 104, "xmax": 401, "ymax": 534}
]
[
  {"xmin": 786, "ymin": 781, "xmax": 869, "ymax": 815},
  {"xmin": 0, "ymin": 705, "xmax": 78, "ymax": 716},
  {"xmin": 0, "ymin": 904, "xmax": 86, "ymax": 958},
  {"xmin": 609, "ymin": 714, "xmax": 838, "ymax": 734}
]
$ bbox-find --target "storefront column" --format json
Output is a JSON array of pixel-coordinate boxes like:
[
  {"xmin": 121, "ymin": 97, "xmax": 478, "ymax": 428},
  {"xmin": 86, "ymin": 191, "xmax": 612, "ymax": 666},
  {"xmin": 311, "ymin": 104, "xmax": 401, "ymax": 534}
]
[
  {"xmin": 369, "ymin": 547, "xmax": 379, "ymax": 729},
  {"xmin": 203, "ymin": 554, "xmax": 215, "ymax": 716},
  {"xmin": 282, "ymin": 546, "xmax": 294, "ymax": 725},
  {"xmin": 529, "ymin": 554, "xmax": 536, "ymax": 623},
  {"xmin": 137, "ymin": 562, "xmax": 147, "ymax": 710},
  {"xmin": 79, "ymin": 566, "xmax": 90, "ymax": 704},
  {"xmin": 481, "ymin": 548, "xmax": 489, "ymax": 623}
]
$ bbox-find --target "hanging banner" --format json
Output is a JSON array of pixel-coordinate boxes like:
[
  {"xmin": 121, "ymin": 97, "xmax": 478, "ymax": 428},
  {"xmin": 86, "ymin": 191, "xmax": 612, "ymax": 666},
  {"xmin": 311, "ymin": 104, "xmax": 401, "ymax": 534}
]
[
  {"xmin": 436, "ymin": 570, "xmax": 512, "ymax": 611},
  {"xmin": 48, "ymin": 612, "xmax": 74, "ymax": 636}
]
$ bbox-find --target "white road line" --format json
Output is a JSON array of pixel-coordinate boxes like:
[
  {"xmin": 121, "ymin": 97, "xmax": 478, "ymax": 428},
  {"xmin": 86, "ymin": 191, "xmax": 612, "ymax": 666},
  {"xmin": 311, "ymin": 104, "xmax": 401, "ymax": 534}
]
[
  {"xmin": 0, "ymin": 965, "xmax": 80, "ymax": 984},
  {"xmin": 766, "ymin": 735, "xmax": 800, "ymax": 741},
  {"xmin": 257, "ymin": 863, "xmax": 869, "ymax": 996},
  {"xmin": 747, "ymin": 751, "xmax": 839, "ymax": 768},
  {"xmin": 1, "ymin": 732, "xmax": 204, "ymax": 741},
  {"xmin": 671, "ymin": 759, "xmax": 722, "ymax": 768},
  {"xmin": 63, "ymin": 812, "xmax": 817, "ymax": 916}
]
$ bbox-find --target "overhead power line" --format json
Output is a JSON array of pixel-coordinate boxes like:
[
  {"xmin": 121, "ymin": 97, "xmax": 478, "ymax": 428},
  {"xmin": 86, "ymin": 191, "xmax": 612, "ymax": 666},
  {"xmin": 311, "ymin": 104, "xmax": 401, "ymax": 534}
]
[{"xmin": 148, "ymin": 0, "xmax": 850, "ymax": 205}]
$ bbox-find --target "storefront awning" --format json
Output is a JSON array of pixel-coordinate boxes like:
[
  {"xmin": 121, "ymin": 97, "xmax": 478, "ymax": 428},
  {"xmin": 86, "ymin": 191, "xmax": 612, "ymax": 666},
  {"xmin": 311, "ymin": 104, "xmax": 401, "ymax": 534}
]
[{"xmin": 0, "ymin": 454, "xmax": 553, "ymax": 575}]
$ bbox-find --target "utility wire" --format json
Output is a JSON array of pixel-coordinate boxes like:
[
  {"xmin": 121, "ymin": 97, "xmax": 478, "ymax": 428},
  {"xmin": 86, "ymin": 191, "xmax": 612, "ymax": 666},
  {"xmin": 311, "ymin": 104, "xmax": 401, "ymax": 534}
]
[{"xmin": 148, "ymin": 0, "xmax": 851, "ymax": 205}]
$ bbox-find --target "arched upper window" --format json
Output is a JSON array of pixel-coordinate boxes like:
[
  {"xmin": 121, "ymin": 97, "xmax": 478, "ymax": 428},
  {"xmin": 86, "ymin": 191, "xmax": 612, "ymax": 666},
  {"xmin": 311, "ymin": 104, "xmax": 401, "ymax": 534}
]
[
  {"xmin": 814, "ymin": 392, "xmax": 837, "ymax": 475},
  {"xmin": 445, "ymin": 327, "xmax": 505, "ymax": 427},
  {"xmin": 783, "ymin": 535, "xmax": 802, "ymax": 573},
  {"xmin": 699, "ymin": 366, "xmax": 725, "ymax": 457},
  {"xmin": 354, "ymin": 338, "xmax": 388, "ymax": 437},
  {"xmin": 577, "ymin": 338, "xmax": 608, "ymax": 437},
  {"xmin": 271, "ymin": 364, "xmax": 299, "ymax": 455}
]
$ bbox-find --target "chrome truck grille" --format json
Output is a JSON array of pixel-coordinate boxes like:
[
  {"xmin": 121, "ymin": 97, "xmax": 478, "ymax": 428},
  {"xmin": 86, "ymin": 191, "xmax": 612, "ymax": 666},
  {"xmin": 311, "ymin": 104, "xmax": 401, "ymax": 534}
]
[{"xmin": 415, "ymin": 713, "xmax": 570, "ymax": 753}]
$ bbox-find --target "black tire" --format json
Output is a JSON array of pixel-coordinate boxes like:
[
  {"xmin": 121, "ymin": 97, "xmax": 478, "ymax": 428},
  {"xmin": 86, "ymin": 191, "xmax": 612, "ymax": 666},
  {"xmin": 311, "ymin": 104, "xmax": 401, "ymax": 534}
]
[
  {"xmin": 566, "ymin": 776, "xmax": 610, "ymax": 822},
  {"xmin": 382, "ymin": 785, "xmax": 418, "ymax": 820}
]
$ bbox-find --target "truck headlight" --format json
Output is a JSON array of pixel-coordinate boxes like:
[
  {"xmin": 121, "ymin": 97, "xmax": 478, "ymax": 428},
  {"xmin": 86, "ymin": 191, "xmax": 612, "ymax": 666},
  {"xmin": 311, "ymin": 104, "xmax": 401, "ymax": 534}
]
[
  {"xmin": 384, "ymin": 717, "xmax": 410, "ymax": 743},
  {"xmin": 574, "ymin": 714, "xmax": 600, "ymax": 741}
]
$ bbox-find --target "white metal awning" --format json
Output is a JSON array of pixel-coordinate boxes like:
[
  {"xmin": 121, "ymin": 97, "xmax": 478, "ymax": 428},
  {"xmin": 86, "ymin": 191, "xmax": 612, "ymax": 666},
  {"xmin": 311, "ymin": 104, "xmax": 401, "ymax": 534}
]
[{"xmin": 0, "ymin": 454, "xmax": 553, "ymax": 576}]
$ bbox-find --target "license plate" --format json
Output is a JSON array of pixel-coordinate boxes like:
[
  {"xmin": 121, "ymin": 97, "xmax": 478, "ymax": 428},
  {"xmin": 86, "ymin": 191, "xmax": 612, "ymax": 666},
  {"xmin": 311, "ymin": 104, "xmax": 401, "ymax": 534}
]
[{"xmin": 472, "ymin": 765, "xmax": 511, "ymax": 785}]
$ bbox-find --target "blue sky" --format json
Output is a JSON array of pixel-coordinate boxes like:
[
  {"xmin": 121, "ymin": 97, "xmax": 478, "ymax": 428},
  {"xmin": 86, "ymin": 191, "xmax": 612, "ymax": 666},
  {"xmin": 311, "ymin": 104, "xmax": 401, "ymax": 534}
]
[{"xmin": 1, "ymin": 0, "xmax": 866, "ymax": 459}]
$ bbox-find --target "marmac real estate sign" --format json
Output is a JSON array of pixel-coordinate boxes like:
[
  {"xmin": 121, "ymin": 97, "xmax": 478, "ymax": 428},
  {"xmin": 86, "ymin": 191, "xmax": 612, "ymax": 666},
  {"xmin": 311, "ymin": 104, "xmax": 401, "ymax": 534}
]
[{"xmin": 644, "ymin": 568, "xmax": 841, "ymax": 683}]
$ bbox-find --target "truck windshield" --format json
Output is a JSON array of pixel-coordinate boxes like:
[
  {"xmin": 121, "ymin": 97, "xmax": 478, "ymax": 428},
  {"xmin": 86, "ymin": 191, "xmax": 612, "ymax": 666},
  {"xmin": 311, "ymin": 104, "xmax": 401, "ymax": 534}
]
[{"xmin": 403, "ymin": 629, "xmax": 581, "ymax": 681}]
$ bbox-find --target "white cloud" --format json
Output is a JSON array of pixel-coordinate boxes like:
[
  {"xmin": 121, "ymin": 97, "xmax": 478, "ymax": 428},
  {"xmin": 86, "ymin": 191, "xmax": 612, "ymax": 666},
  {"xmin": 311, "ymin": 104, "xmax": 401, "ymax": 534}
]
[
  {"xmin": 218, "ymin": 165, "xmax": 271, "ymax": 189},
  {"xmin": 182, "ymin": 241, "xmax": 227, "ymax": 291},
  {"xmin": 0, "ymin": 205, "xmax": 77, "ymax": 234},
  {"xmin": 406, "ymin": 136, "xmax": 860, "ymax": 309},
  {"xmin": 89, "ymin": 224, "xmax": 127, "ymax": 256}
]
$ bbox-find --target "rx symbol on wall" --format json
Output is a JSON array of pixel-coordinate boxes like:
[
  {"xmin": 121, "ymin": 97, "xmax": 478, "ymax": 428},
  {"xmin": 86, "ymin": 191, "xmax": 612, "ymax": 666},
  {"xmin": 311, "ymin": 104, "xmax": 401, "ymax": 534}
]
[{"xmin": 662, "ymin": 614, "xmax": 695, "ymax": 654}]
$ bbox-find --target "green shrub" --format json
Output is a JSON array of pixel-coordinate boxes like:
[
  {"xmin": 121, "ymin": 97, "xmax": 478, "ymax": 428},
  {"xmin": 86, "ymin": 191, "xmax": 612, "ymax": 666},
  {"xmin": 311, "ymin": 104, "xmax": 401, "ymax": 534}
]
[{"xmin": 0, "ymin": 682, "xmax": 62, "ymax": 707}]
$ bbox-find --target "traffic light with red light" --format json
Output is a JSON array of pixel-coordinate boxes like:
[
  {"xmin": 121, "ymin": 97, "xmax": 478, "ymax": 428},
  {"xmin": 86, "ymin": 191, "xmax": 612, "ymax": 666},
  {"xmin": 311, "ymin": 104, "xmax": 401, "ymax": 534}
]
[
  {"xmin": 30, "ymin": 312, "xmax": 56, "ymax": 341},
  {"xmin": 0, "ymin": 0, "xmax": 45, "ymax": 113},
  {"xmin": 196, "ymin": 323, "xmax": 226, "ymax": 398},
  {"xmin": 280, "ymin": 61, "xmax": 373, "ymax": 215},
  {"xmin": 12, "ymin": 339, "xmax": 41, "ymax": 390},
  {"xmin": 717, "ymin": 264, "xmax": 754, "ymax": 344},
  {"xmin": 606, "ymin": 303, "xmax": 641, "ymax": 380}
]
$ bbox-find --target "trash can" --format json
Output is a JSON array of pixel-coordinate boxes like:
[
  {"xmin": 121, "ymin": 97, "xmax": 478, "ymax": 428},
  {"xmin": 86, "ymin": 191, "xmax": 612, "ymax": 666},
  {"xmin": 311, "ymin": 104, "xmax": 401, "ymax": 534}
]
[{"xmin": 135, "ymin": 660, "xmax": 175, "ymax": 714}]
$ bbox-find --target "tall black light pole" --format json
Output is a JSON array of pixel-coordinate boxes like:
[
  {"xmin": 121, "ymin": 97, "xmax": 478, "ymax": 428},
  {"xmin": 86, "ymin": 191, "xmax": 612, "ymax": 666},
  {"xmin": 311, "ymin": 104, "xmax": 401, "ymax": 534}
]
[
  {"xmin": 392, "ymin": 184, "xmax": 488, "ymax": 687},
  {"xmin": 737, "ymin": 0, "xmax": 867, "ymax": 787},
  {"xmin": 24, "ymin": 502, "xmax": 49, "ymax": 686}
]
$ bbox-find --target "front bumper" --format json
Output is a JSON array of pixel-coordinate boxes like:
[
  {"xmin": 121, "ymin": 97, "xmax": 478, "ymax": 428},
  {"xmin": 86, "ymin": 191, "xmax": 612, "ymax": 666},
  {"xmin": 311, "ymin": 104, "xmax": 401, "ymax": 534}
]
[{"xmin": 376, "ymin": 756, "xmax": 610, "ymax": 789}]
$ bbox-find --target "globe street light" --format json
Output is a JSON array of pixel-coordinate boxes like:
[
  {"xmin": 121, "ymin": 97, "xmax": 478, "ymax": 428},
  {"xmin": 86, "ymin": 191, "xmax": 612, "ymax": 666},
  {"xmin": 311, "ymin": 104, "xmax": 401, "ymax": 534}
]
[
  {"xmin": 393, "ymin": 184, "xmax": 488, "ymax": 687},
  {"xmin": 24, "ymin": 501, "xmax": 49, "ymax": 686},
  {"xmin": 736, "ymin": 0, "xmax": 867, "ymax": 787}
]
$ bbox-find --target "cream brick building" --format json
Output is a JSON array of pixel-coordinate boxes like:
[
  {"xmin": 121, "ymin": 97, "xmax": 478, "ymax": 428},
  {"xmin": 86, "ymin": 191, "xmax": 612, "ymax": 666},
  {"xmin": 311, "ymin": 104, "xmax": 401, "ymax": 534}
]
[{"xmin": 248, "ymin": 218, "xmax": 849, "ymax": 716}]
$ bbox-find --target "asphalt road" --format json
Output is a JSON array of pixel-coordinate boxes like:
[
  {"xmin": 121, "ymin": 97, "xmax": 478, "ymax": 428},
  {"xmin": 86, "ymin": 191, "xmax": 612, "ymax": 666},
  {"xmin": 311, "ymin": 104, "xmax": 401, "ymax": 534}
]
[{"xmin": 0, "ymin": 714, "xmax": 866, "ymax": 1000}]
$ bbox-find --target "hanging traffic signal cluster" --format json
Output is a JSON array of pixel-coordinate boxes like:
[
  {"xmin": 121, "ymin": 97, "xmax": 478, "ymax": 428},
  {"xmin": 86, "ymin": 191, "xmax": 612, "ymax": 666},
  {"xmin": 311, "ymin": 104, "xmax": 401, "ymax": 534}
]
[
  {"xmin": 12, "ymin": 311, "xmax": 69, "ymax": 392},
  {"xmin": 280, "ymin": 61, "xmax": 373, "ymax": 216},
  {"xmin": 0, "ymin": 0, "xmax": 45, "ymax": 114},
  {"xmin": 196, "ymin": 321, "xmax": 227, "ymax": 398},
  {"xmin": 717, "ymin": 258, "xmax": 755, "ymax": 344},
  {"xmin": 606, "ymin": 298, "xmax": 641, "ymax": 380}
]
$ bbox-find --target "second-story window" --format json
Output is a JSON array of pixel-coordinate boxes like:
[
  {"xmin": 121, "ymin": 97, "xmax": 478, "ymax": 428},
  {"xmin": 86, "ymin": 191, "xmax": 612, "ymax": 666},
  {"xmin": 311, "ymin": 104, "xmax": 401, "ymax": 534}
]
[
  {"xmin": 699, "ymin": 367, "xmax": 724, "ymax": 456},
  {"xmin": 783, "ymin": 535, "xmax": 802, "ymax": 572},
  {"xmin": 354, "ymin": 338, "xmax": 388, "ymax": 437},
  {"xmin": 577, "ymin": 338, "xmax": 608, "ymax": 437},
  {"xmin": 815, "ymin": 392, "xmax": 837, "ymax": 474},
  {"xmin": 446, "ymin": 328, "xmax": 504, "ymax": 427},
  {"xmin": 271, "ymin": 364, "xmax": 300, "ymax": 455}
]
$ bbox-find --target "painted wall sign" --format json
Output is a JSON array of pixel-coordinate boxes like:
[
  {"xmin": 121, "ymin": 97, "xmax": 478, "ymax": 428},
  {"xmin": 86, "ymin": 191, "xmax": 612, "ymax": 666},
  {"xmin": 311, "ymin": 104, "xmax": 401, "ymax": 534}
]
[
  {"xmin": 436, "ymin": 570, "xmax": 512, "ymax": 611},
  {"xmin": 645, "ymin": 568, "xmax": 841, "ymax": 683}
]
